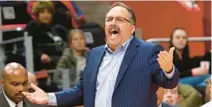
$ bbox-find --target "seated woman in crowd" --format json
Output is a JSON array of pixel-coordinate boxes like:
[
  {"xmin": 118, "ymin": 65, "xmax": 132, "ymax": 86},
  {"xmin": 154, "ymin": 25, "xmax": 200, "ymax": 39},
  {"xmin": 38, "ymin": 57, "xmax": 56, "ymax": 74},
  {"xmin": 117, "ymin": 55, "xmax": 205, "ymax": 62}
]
[
  {"xmin": 169, "ymin": 28, "xmax": 210, "ymax": 88},
  {"xmin": 25, "ymin": 1, "xmax": 65, "ymax": 71},
  {"xmin": 53, "ymin": 29, "xmax": 89, "ymax": 89}
]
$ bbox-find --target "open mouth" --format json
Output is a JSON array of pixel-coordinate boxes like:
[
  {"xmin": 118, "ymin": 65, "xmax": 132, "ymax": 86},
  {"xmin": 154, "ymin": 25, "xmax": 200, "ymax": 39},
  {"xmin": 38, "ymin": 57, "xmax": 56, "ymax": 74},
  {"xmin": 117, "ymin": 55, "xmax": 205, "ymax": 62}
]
[
  {"xmin": 110, "ymin": 29, "xmax": 120, "ymax": 38},
  {"xmin": 111, "ymin": 30, "xmax": 119, "ymax": 34}
]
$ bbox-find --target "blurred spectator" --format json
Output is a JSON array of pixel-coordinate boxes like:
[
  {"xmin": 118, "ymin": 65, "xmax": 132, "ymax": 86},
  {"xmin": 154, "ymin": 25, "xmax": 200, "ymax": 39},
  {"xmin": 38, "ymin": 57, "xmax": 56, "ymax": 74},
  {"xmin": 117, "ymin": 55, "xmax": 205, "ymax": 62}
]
[
  {"xmin": 163, "ymin": 84, "xmax": 202, "ymax": 107},
  {"xmin": 0, "ymin": 62, "xmax": 45, "ymax": 107},
  {"xmin": 169, "ymin": 28, "xmax": 210, "ymax": 87},
  {"xmin": 25, "ymin": 1, "xmax": 65, "ymax": 71},
  {"xmin": 0, "ymin": 69, "xmax": 2, "ymax": 91},
  {"xmin": 53, "ymin": 29, "xmax": 89, "ymax": 88},
  {"xmin": 27, "ymin": 1, "xmax": 86, "ymax": 29},
  {"xmin": 202, "ymin": 78, "xmax": 212, "ymax": 107},
  {"xmin": 156, "ymin": 87, "xmax": 175, "ymax": 107},
  {"xmin": 201, "ymin": 50, "xmax": 211, "ymax": 74},
  {"xmin": 163, "ymin": 86, "xmax": 179, "ymax": 106},
  {"xmin": 204, "ymin": 78, "xmax": 212, "ymax": 103},
  {"xmin": 28, "ymin": 72, "xmax": 38, "ymax": 92},
  {"xmin": 54, "ymin": 1, "xmax": 86, "ymax": 28}
]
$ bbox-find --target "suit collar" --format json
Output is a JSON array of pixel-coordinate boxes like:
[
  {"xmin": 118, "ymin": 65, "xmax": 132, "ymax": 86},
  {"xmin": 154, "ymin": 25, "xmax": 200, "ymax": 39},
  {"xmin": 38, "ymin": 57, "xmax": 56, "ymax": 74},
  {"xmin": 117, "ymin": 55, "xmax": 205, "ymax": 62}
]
[
  {"xmin": 105, "ymin": 36, "xmax": 133, "ymax": 54},
  {"xmin": 0, "ymin": 91, "xmax": 10, "ymax": 107},
  {"xmin": 3, "ymin": 91, "xmax": 23, "ymax": 107},
  {"xmin": 90, "ymin": 46, "xmax": 106, "ymax": 93},
  {"xmin": 114, "ymin": 36, "xmax": 140, "ymax": 90}
]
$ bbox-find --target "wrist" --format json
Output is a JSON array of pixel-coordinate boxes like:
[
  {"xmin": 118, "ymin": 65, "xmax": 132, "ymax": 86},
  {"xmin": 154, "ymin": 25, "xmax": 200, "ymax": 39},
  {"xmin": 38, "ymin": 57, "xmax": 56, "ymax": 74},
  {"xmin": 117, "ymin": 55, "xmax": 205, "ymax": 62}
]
[
  {"xmin": 166, "ymin": 65, "xmax": 173, "ymax": 73},
  {"xmin": 46, "ymin": 93, "xmax": 49, "ymax": 104}
]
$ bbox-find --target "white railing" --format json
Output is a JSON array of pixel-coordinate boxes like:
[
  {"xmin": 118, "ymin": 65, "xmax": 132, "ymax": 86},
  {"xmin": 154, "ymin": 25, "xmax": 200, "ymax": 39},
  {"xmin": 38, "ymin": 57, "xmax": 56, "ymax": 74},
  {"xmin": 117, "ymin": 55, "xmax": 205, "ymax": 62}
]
[
  {"xmin": 0, "ymin": 35, "xmax": 34, "ymax": 72},
  {"xmin": 146, "ymin": 36, "xmax": 212, "ymax": 43}
]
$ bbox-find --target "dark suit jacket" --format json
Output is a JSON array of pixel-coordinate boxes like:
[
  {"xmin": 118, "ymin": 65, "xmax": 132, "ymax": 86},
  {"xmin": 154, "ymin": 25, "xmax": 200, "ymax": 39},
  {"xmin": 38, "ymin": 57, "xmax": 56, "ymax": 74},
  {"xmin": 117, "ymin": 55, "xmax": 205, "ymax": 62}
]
[
  {"xmin": 55, "ymin": 36, "xmax": 180, "ymax": 107},
  {"xmin": 0, "ymin": 91, "xmax": 46, "ymax": 107}
]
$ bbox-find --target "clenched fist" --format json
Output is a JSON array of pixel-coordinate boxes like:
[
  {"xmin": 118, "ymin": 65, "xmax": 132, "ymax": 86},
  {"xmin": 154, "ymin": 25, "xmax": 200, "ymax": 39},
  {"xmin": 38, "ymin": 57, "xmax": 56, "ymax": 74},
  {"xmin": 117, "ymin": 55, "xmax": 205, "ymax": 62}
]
[{"xmin": 157, "ymin": 47, "xmax": 175, "ymax": 73}]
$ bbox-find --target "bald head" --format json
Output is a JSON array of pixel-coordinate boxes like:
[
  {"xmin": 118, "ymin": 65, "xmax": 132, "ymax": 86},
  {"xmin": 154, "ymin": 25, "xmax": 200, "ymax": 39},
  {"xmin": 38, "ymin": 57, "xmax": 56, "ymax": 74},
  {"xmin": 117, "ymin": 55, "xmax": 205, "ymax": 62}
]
[
  {"xmin": 1, "ymin": 62, "xmax": 28, "ymax": 103},
  {"xmin": 28, "ymin": 72, "xmax": 38, "ymax": 86},
  {"xmin": 3, "ymin": 62, "xmax": 27, "ymax": 79}
]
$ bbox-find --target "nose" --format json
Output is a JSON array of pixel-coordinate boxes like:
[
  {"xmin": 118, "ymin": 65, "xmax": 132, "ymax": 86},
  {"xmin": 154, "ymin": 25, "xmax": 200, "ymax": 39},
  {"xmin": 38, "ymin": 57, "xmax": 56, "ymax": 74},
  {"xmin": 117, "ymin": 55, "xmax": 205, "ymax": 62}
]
[
  {"xmin": 166, "ymin": 91, "xmax": 172, "ymax": 97},
  {"xmin": 17, "ymin": 85, "xmax": 25, "ymax": 92},
  {"xmin": 110, "ymin": 18, "xmax": 118, "ymax": 24}
]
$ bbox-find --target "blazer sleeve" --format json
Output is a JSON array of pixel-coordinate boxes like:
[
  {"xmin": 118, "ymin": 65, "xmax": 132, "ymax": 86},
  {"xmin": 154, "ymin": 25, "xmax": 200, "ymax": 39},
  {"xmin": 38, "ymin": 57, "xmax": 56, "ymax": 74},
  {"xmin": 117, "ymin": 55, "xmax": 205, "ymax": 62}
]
[
  {"xmin": 54, "ymin": 70, "xmax": 83, "ymax": 106},
  {"xmin": 148, "ymin": 44, "xmax": 180, "ymax": 89},
  {"xmin": 54, "ymin": 49, "xmax": 92, "ymax": 106}
]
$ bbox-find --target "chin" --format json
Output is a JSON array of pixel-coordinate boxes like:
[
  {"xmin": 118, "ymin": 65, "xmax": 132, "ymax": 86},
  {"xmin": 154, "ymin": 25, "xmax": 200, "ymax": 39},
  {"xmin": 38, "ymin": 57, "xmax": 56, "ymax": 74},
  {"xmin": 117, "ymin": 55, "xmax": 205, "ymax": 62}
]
[{"xmin": 108, "ymin": 41, "xmax": 119, "ymax": 47}]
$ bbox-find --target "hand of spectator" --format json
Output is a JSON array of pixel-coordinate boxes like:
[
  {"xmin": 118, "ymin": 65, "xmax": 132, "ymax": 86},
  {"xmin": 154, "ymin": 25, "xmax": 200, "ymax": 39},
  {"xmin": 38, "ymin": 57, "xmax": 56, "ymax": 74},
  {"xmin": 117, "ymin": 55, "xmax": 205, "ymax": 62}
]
[
  {"xmin": 22, "ymin": 83, "xmax": 49, "ymax": 105},
  {"xmin": 41, "ymin": 54, "xmax": 51, "ymax": 63},
  {"xmin": 157, "ymin": 47, "xmax": 175, "ymax": 73},
  {"xmin": 74, "ymin": 15, "xmax": 86, "ymax": 24},
  {"xmin": 192, "ymin": 67, "xmax": 209, "ymax": 76}
]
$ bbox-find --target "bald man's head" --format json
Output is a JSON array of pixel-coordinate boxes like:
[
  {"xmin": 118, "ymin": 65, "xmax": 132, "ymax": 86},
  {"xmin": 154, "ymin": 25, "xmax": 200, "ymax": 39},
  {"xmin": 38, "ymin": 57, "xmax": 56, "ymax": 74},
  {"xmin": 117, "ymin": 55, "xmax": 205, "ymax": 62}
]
[
  {"xmin": 27, "ymin": 72, "xmax": 38, "ymax": 92},
  {"xmin": 2, "ymin": 62, "xmax": 26, "ymax": 78},
  {"xmin": 1, "ymin": 62, "xmax": 28, "ymax": 103},
  {"xmin": 28, "ymin": 72, "xmax": 38, "ymax": 86}
]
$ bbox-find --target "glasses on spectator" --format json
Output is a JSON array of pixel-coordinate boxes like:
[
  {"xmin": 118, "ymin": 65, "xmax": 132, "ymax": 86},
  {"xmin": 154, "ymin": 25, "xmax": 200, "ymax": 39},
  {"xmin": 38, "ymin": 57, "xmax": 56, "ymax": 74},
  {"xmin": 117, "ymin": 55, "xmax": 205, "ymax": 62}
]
[{"xmin": 105, "ymin": 16, "xmax": 134, "ymax": 25}]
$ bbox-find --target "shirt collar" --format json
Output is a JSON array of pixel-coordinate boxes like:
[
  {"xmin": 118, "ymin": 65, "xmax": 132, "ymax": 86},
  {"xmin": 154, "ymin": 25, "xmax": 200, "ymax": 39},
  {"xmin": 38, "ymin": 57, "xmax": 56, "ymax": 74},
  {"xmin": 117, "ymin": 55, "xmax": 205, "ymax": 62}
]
[
  {"xmin": 3, "ymin": 90, "xmax": 23, "ymax": 107},
  {"xmin": 158, "ymin": 103, "xmax": 162, "ymax": 107},
  {"xmin": 105, "ymin": 36, "xmax": 133, "ymax": 54}
]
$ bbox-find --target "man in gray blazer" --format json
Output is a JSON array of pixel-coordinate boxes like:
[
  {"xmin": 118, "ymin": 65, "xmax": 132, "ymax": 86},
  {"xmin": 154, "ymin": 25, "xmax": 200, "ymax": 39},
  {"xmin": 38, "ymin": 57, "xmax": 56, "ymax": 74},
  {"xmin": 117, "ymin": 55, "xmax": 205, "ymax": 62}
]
[{"xmin": 0, "ymin": 62, "xmax": 46, "ymax": 107}]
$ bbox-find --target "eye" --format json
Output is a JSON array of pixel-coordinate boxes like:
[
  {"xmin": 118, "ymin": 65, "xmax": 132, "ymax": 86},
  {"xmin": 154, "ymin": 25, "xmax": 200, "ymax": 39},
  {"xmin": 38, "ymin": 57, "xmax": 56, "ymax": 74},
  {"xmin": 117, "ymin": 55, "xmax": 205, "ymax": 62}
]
[
  {"xmin": 116, "ymin": 18, "xmax": 124, "ymax": 22},
  {"xmin": 11, "ymin": 82, "xmax": 20, "ymax": 86},
  {"xmin": 106, "ymin": 17, "xmax": 113, "ymax": 22}
]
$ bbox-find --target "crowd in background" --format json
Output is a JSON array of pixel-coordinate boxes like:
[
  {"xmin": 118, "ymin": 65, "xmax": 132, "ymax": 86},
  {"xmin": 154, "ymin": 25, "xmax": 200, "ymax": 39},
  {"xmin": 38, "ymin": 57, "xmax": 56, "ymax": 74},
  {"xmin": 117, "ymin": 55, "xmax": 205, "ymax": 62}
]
[{"xmin": 0, "ymin": 1, "xmax": 211, "ymax": 107}]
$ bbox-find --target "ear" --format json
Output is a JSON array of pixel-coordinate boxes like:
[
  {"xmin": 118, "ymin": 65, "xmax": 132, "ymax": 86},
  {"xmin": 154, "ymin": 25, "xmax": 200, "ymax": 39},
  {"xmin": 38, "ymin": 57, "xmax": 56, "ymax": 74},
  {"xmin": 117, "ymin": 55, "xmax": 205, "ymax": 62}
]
[
  {"xmin": 0, "ymin": 78, "xmax": 4, "ymax": 84},
  {"xmin": 131, "ymin": 25, "xmax": 136, "ymax": 35}
]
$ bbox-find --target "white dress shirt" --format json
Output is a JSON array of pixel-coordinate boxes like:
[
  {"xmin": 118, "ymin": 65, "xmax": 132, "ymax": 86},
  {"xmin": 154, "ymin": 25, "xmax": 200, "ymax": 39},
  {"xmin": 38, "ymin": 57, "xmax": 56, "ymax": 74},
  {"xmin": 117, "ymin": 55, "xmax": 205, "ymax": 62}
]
[
  {"xmin": 201, "ymin": 100, "xmax": 212, "ymax": 107},
  {"xmin": 48, "ymin": 36, "xmax": 175, "ymax": 106},
  {"xmin": 3, "ymin": 91, "xmax": 23, "ymax": 107}
]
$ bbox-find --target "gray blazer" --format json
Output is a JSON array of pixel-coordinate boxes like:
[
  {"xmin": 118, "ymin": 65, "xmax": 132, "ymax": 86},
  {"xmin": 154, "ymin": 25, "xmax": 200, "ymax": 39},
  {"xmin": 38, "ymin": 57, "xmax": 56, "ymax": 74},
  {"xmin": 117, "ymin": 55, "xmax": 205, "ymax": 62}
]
[{"xmin": 0, "ymin": 91, "xmax": 47, "ymax": 107}]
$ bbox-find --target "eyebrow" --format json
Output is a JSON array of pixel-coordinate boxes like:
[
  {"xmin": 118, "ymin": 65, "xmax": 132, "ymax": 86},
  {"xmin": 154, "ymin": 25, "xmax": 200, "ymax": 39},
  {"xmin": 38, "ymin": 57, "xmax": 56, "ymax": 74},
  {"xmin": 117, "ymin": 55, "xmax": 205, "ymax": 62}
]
[{"xmin": 11, "ymin": 80, "xmax": 28, "ymax": 84}]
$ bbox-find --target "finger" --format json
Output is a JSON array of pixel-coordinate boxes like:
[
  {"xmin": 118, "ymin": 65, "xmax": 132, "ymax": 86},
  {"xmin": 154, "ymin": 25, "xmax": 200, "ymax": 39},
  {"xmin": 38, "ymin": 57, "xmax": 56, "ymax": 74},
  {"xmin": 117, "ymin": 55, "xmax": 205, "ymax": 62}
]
[
  {"xmin": 22, "ymin": 92, "xmax": 31, "ymax": 97},
  {"xmin": 162, "ymin": 51, "xmax": 169, "ymax": 56},
  {"xmin": 157, "ymin": 58, "xmax": 166, "ymax": 69},
  {"xmin": 30, "ymin": 83, "xmax": 40, "ymax": 91},
  {"xmin": 25, "ymin": 95, "xmax": 38, "ymax": 104},
  {"xmin": 169, "ymin": 47, "xmax": 175, "ymax": 55},
  {"xmin": 162, "ymin": 51, "xmax": 172, "ymax": 61},
  {"xmin": 157, "ymin": 58, "xmax": 165, "ymax": 65},
  {"xmin": 158, "ymin": 52, "xmax": 168, "ymax": 63}
]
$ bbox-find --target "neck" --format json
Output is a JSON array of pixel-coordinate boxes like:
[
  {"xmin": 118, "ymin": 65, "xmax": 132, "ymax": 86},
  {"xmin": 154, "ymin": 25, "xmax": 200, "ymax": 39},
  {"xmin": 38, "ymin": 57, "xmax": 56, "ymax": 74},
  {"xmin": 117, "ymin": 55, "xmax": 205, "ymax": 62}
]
[
  {"xmin": 108, "ymin": 45, "xmax": 116, "ymax": 52},
  {"xmin": 176, "ymin": 49, "xmax": 183, "ymax": 60}
]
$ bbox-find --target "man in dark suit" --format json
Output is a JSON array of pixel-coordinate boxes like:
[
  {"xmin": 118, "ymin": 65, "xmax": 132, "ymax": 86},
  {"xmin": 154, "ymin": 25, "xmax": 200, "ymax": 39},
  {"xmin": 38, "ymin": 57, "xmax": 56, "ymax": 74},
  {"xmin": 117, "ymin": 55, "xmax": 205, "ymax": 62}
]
[
  {"xmin": 23, "ymin": 2, "xmax": 180, "ymax": 107},
  {"xmin": 0, "ymin": 62, "xmax": 45, "ymax": 107}
]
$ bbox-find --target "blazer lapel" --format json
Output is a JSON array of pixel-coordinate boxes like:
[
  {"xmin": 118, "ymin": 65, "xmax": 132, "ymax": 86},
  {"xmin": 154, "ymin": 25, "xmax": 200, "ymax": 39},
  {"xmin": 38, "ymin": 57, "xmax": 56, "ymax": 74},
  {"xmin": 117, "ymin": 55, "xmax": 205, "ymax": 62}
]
[
  {"xmin": 114, "ymin": 37, "xmax": 140, "ymax": 90},
  {"xmin": 0, "ymin": 92, "xmax": 11, "ymax": 107},
  {"xmin": 90, "ymin": 46, "xmax": 106, "ymax": 93}
]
